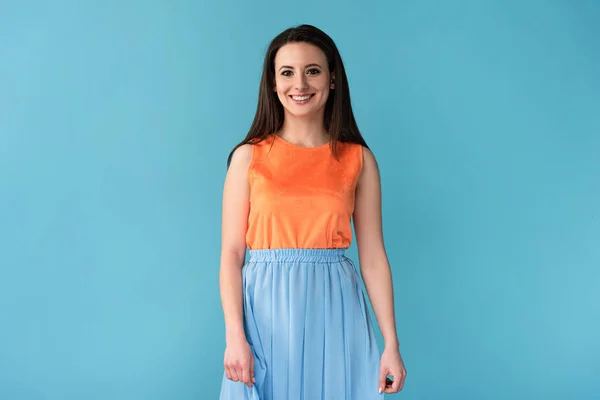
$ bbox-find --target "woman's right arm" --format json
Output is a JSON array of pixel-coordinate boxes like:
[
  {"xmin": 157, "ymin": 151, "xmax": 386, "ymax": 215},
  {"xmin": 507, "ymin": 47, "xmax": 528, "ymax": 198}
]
[{"xmin": 219, "ymin": 144, "xmax": 255, "ymax": 387}]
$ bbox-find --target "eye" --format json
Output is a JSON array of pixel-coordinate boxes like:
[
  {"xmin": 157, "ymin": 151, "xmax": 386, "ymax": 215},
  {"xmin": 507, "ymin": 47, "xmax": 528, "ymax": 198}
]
[
  {"xmin": 281, "ymin": 70, "xmax": 293, "ymax": 76},
  {"xmin": 307, "ymin": 68, "xmax": 321, "ymax": 75}
]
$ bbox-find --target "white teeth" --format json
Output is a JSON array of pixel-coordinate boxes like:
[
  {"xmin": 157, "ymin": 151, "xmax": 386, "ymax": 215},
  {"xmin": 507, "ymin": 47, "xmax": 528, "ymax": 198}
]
[{"xmin": 292, "ymin": 95, "xmax": 311, "ymax": 101}]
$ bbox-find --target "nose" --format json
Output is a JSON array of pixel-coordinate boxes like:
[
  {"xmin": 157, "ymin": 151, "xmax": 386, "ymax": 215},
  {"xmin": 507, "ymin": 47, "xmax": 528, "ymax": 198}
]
[{"xmin": 294, "ymin": 73, "xmax": 309, "ymax": 91}]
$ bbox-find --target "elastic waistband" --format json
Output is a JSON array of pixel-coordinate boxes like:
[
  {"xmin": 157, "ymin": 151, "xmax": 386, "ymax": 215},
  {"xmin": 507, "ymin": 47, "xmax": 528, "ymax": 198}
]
[{"xmin": 248, "ymin": 248, "xmax": 347, "ymax": 263}]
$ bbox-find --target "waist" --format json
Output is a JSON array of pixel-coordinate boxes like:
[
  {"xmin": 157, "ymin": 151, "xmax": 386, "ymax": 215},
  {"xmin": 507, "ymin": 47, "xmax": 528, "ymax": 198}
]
[{"xmin": 248, "ymin": 248, "xmax": 348, "ymax": 263}]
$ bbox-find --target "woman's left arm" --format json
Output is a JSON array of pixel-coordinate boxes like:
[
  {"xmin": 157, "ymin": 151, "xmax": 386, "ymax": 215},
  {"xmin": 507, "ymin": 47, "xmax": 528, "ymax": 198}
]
[{"xmin": 353, "ymin": 146, "xmax": 406, "ymax": 394}]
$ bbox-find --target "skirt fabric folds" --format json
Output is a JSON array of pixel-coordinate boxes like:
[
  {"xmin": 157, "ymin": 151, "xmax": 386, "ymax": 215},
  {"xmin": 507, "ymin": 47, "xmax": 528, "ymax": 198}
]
[{"xmin": 219, "ymin": 248, "xmax": 382, "ymax": 400}]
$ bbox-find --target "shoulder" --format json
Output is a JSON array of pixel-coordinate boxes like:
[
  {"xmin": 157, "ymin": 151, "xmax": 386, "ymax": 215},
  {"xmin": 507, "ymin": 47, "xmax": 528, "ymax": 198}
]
[
  {"xmin": 357, "ymin": 145, "xmax": 379, "ymax": 178},
  {"xmin": 228, "ymin": 144, "xmax": 253, "ymax": 170},
  {"xmin": 361, "ymin": 145, "xmax": 376, "ymax": 164}
]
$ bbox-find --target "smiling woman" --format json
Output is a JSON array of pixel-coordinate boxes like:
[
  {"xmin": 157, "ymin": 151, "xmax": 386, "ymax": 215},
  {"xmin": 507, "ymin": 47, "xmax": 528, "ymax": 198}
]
[
  {"xmin": 219, "ymin": 24, "xmax": 407, "ymax": 400},
  {"xmin": 275, "ymin": 51, "xmax": 331, "ymax": 110}
]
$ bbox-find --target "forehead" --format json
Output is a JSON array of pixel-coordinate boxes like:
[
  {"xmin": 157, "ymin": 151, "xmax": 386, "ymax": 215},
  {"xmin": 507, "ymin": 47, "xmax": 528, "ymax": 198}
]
[{"xmin": 274, "ymin": 42, "xmax": 327, "ymax": 67}]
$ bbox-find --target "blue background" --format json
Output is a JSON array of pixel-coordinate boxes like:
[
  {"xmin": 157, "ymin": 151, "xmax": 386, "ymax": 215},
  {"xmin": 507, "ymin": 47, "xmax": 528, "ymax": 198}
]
[{"xmin": 1, "ymin": 1, "xmax": 599, "ymax": 399}]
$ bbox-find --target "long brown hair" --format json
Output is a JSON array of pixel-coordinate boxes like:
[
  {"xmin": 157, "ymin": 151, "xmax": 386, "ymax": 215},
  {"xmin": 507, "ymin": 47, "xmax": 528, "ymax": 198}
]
[{"xmin": 226, "ymin": 24, "xmax": 369, "ymax": 167}]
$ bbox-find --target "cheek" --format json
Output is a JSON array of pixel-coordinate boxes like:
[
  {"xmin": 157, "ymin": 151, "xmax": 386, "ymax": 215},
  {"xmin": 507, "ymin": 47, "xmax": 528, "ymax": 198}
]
[
  {"xmin": 276, "ymin": 81, "xmax": 292, "ymax": 95},
  {"xmin": 317, "ymin": 79, "xmax": 330, "ymax": 94},
  {"xmin": 316, "ymin": 77, "xmax": 331, "ymax": 92}
]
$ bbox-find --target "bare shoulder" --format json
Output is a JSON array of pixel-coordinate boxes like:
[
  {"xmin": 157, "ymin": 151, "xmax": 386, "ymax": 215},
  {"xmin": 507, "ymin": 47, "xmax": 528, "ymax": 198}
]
[
  {"xmin": 229, "ymin": 143, "xmax": 253, "ymax": 169},
  {"xmin": 361, "ymin": 145, "xmax": 376, "ymax": 162},
  {"xmin": 224, "ymin": 143, "xmax": 254, "ymax": 191},
  {"xmin": 359, "ymin": 145, "xmax": 380, "ymax": 179}
]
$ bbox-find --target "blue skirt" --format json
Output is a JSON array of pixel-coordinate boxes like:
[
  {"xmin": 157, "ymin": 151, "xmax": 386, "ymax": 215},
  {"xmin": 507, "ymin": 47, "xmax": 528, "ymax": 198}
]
[{"xmin": 219, "ymin": 248, "xmax": 382, "ymax": 400}]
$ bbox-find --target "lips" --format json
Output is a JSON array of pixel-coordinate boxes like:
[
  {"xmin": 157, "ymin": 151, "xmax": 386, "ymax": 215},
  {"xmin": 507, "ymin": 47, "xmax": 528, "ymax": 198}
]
[
  {"xmin": 290, "ymin": 94, "xmax": 314, "ymax": 100},
  {"xmin": 289, "ymin": 94, "xmax": 314, "ymax": 104}
]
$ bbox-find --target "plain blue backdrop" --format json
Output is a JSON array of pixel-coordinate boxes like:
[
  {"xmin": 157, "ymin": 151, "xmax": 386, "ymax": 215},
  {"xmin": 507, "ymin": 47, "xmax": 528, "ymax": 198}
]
[{"xmin": 1, "ymin": 1, "xmax": 599, "ymax": 399}]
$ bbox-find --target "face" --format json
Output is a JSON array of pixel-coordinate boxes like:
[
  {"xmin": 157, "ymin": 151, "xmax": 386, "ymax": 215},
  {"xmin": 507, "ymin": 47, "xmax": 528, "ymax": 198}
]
[{"xmin": 273, "ymin": 42, "xmax": 333, "ymax": 118}]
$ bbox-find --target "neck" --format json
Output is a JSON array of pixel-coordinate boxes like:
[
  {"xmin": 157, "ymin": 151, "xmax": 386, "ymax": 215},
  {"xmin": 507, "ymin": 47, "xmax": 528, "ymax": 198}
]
[{"xmin": 278, "ymin": 112, "xmax": 329, "ymax": 146}]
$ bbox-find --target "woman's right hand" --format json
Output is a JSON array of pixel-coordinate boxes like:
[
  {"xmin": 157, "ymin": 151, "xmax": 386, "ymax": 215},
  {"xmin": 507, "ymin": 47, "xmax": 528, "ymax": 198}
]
[{"xmin": 224, "ymin": 338, "xmax": 256, "ymax": 387}]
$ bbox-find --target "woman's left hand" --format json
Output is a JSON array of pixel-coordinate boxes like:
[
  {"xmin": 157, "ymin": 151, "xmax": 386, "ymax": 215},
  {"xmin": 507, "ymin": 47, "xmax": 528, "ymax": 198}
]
[{"xmin": 378, "ymin": 346, "xmax": 407, "ymax": 394}]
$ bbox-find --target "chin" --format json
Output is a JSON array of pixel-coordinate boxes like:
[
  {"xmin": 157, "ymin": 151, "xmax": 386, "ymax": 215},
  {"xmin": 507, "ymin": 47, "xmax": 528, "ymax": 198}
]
[
  {"xmin": 284, "ymin": 101, "xmax": 327, "ymax": 118},
  {"xmin": 285, "ymin": 108, "xmax": 322, "ymax": 118}
]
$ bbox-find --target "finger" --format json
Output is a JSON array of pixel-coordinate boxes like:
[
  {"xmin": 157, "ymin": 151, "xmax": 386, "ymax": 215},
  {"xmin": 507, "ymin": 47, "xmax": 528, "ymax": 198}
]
[
  {"xmin": 250, "ymin": 356, "xmax": 256, "ymax": 383},
  {"xmin": 378, "ymin": 369, "xmax": 387, "ymax": 393},
  {"xmin": 383, "ymin": 375, "xmax": 394, "ymax": 393},
  {"xmin": 230, "ymin": 367, "xmax": 240, "ymax": 382},
  {"xmin": 391, "ymin": 375, "xmax": 402, "ymax": 392},
  {"xmin": 242, "ymin": 365, "xmax": 251, "ymax": 387},
  {"xmin": 384, "ymin": 383, "xmax": 394, "ymax": 393},
  {"xmin": 384, "ymin": 375, "xmax": 402, "ymax": 394},
  {"xmin": 225, "ymin": 366, "xmax": 232, "ymax": 381},
  {"xmin": 397, "ymin": 371, "xmax": 407, "ymax": 391},
  {"xmin": 384, "ymin": 380, "xmax": 392, "ymax": 393}
]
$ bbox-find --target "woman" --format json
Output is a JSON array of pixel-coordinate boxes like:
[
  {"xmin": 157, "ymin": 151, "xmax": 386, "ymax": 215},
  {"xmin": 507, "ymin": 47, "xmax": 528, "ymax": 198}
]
[{"xmin": 219, "ymin": 24, "xmax": 406, "ymax": 399}]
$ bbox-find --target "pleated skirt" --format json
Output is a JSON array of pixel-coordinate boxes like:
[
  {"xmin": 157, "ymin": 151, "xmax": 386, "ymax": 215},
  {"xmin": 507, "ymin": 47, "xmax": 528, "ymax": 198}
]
[{"xmin": 219, "ymin": 248, "xmax": 382, "ymax": 400}]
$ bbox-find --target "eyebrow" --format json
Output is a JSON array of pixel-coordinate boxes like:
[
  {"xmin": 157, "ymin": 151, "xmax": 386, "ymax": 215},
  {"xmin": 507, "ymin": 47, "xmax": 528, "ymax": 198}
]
[{"xmin": 278, "ymin": 63, "xmax": 323, "ymax": 71}]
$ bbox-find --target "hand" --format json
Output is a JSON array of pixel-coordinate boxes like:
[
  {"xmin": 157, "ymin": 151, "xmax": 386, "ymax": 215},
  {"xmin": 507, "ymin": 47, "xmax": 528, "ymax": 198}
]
[
  {"xmin": 378, "ymin": 346, "xmax": 407, "ymax": 394},
  {"xmin": 223, "ymin": 338, "xmax": 256, "ymax": 388}
]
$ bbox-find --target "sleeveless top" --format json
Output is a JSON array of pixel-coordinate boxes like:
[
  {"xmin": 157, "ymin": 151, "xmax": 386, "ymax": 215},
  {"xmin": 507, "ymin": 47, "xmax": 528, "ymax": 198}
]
[{"xmin": 246, "ymin": 133, "xmax": 364, "ymax": 250}]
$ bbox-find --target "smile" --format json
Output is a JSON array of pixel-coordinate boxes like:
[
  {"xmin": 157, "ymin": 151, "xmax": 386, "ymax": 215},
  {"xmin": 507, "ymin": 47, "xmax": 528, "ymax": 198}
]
[{"xmin": 289, "ymin": 94, "xmax": 314, "ymax": 104}]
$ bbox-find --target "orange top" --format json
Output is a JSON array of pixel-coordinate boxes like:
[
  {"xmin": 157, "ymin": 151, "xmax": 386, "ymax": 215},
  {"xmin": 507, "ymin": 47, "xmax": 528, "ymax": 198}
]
[{"xmin": 246, "ymin": 133, "xmax": 364, "ymax": 250}]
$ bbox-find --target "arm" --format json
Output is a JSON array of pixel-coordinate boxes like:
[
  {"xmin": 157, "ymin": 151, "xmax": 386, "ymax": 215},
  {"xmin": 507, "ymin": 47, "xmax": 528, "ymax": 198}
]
[
  {"xmin": 353, "ymin": 146, "xmax": 400, "ymax": 350},
  {"xmin": 353, "ymin": 146, "xmax": 407, "ymax": 393},
  {"xmin": 219, "ymin": 144, "xmax": 256, "ymax": 387}
]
